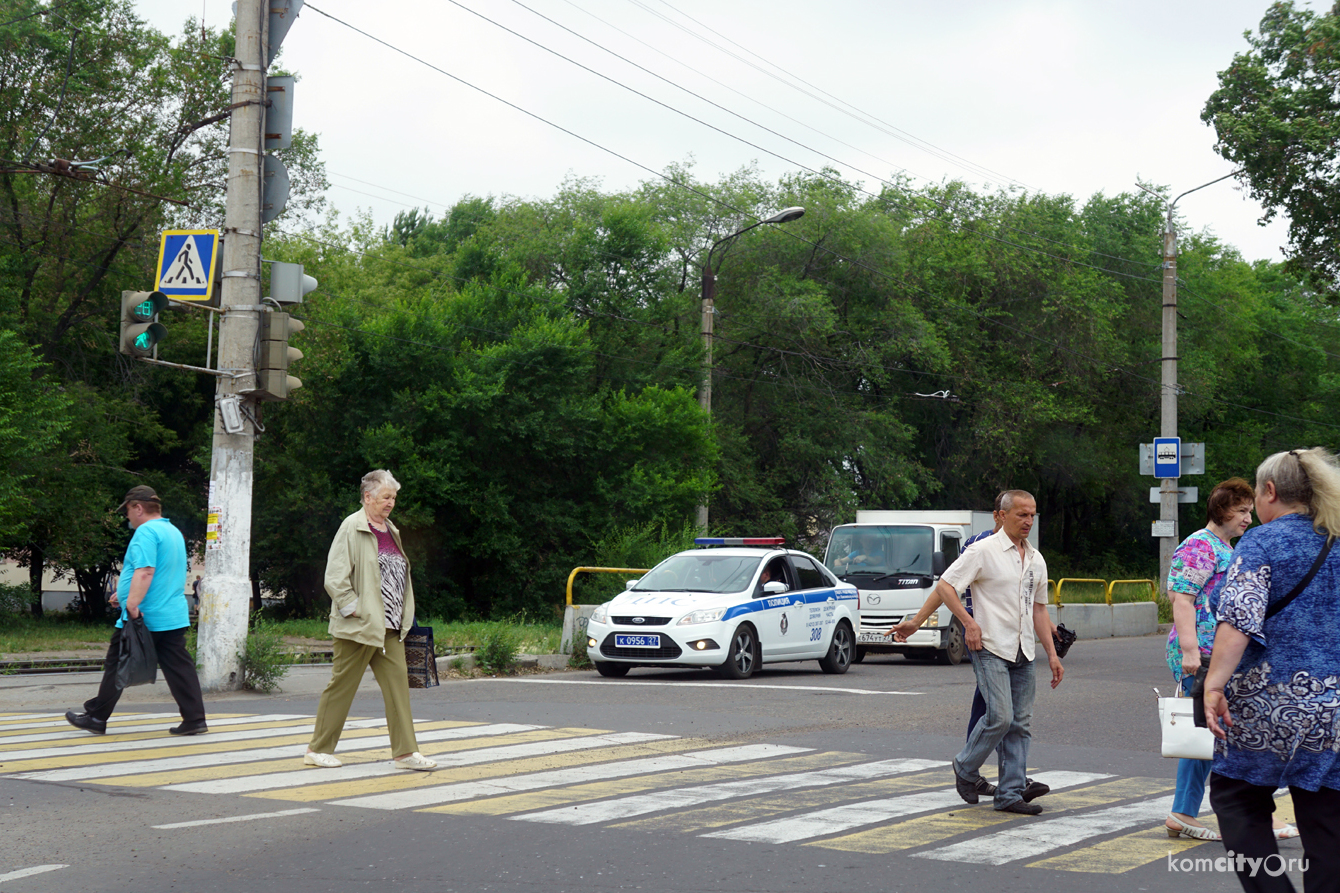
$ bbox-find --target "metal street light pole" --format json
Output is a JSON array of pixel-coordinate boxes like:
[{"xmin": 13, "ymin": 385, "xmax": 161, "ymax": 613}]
[
  {"xmin": 696, "ymin": 206, "xmax": 805, "ymax": 533},
  {"xmin": 1138, "ymin": 173, "xmax": 1237, "ymax": 593}
]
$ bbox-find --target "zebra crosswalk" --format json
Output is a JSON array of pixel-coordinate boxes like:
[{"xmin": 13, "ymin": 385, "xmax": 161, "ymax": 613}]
[{"xmin": 0, "ymin": 710, "xmax": 1250, "ymax": 875}]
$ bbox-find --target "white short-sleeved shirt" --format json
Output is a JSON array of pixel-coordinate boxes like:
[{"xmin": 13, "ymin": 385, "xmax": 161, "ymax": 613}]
[{"xmin": 940, "ymin": 530, "xmax": 1048, "ymax": 661}]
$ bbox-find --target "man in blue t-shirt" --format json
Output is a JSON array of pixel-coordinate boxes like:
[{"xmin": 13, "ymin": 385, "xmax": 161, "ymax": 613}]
[{"xmin": 65, "ymin": 486, "xmax": 207, "ymax": 736}]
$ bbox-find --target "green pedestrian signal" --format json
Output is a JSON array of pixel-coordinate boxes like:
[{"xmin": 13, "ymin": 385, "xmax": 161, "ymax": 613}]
[{"xmin": 119, "ymin": 290, "xmax": 169, "ymax": 357}]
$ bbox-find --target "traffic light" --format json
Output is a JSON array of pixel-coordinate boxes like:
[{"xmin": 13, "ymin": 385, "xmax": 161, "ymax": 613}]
[
  {"xmin": 119, "ymin": 290, "xmax": 169, "ymax": 357},
  {"xmin": 269, "ymin": 261, "xmax": 317, "ymax": 304},
  {"xmin": 255, "ymin": 309, "xmax": 304, "ymax": 400}
]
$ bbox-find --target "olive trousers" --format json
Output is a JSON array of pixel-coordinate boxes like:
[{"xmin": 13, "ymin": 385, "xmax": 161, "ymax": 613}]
[{"xmin": 309, "ymin": 630, "xmax": 418, "ymax": 757}]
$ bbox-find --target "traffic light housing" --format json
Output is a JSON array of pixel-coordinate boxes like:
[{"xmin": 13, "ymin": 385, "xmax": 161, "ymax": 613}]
[
  {"xmin": 255, "ymin": 309, "xmax": 304, "ymax": 400},
  {"xmin": 119, "ymin": 290, "xmax": 169, "ymax": 357},
  {"xmin": 270, "ymin": 261, "xmax": 318, "ymax": 304}
]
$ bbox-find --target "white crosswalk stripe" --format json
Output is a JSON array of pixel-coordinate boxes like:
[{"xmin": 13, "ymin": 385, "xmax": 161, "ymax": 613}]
[
  {"xmin": 164, "ymin": 731, "xmax": 671, "ymax": 794},
  {"xmin": 915, "ymin": 795, "xmax": 1176, "ymax": 865},
  {"xmin": 703, "ymin": 770, "xmax": 1114, "ymax": 843},
  {"xmin": 0, "ymin": 714, "xmax": 311, "ymax": 745},
  {"xmin": 329, "ymin": 743, "xmax": 810, "ymax": 810},
  {"xmin": 514, "ymin": 758, "xmax": 949, "ymax": 826},
  {"xmin": 0, "ymin": 713, "xmax": 180, "ymax": 732}
]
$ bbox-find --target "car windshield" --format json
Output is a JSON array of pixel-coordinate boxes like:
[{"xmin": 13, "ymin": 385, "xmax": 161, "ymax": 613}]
[
  {"xmin": 824, "ymin": 525, "xmax": 934, "ymax": 576},
  {"xmin": 633, "ymin": 553, "xmax": 763, "ymax": 594}
]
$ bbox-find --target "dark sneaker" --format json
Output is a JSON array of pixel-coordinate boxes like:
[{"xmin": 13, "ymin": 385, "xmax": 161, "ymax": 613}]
[
  {"xmin": 1023, "ymin": 777, "xmax": 1051, "ymax": 802},
  {"xmin": 65, "ymin": 710, "xmax": 106, "ymax": 735},
  {"xmin": 953, "ymin": 765, "xmax": 980, "ymax": 804},
  {"xmin": 974, "ymin": 777, "xmax": 997, "ymax": 797},
  {"xmin": 998, "ymin": 799, "xmax": 1043, "ymax": 815},
  {"xmin": 169, "ymin": 720, "xmax": 208, "ymax": 736}
]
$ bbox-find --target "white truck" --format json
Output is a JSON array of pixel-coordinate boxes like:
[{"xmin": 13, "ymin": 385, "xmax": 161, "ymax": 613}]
[{"xmin": 821, "ymin": 510, "xmax": 1039, "ymax": 665}]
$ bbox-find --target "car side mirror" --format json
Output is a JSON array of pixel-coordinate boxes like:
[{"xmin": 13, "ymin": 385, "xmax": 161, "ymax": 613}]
[
  {"xmin": 625, "ymin": 579, "xmax": 639, "ymax": 590},
  {"xmin": 763, "ymin": 581, "xmax": 788, "ymax": 594},
  {"xmin": 932, "ymin": 551, "xmax": 947, "ymax": 577}
]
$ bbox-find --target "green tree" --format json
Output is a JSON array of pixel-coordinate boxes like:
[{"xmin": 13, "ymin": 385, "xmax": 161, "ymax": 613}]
[{"xmin": 1202, "ymin": 1, "xmax": 1340, "ymax": 295}]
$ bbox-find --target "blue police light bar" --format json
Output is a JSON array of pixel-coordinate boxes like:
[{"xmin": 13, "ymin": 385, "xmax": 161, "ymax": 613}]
[{"xmin": 694, "ymin": 537, "xmax": 786, "ymax": 547}]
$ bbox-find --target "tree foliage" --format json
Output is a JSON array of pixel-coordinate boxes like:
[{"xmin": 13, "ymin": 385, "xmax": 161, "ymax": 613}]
[{"xmin": 1203, "ymin": 0, "xmax": 1340, "ymax": 295}]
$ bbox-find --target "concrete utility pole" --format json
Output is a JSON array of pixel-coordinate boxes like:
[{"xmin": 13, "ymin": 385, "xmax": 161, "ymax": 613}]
[
  {"xmin": 1158, "ymin": 209, "xmax": 1178, "ymax": 592},
  {"xmin": 198, "ymin": 0, "xmax": 267, "ymax": 690}
]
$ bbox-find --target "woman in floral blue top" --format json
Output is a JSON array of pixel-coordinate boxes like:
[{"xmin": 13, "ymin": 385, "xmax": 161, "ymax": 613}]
[
  {"xmin": 1207, "ymin": 448, "xmax": 1340, "ymax": 892},
  {"xmin": 1164, "ymin": 478, "xmax": 1256, "ymax": 841}
]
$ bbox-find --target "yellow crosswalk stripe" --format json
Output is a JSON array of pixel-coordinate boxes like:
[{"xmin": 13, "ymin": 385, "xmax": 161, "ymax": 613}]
[
  {"xmin": 0, "ymin": 713, "xmax": 253, "ymax": 736},
  {"xmin": 1028, "ymin": 824, "xmax": 1212, "ymax": 872},
  {"xmin": 248, "ymin": 737, "xmax": 714, "ymax": 802},
  {"xmin": 425, "ymin": 751, "xmax": 858, "ymax": 817},
  {"xmin": 0, "ymin": 717, "xmax": 316, "ymax": 748},
  {"xmin": 615, "ymin": 767, "xmax": 949, "ymax": 833}
]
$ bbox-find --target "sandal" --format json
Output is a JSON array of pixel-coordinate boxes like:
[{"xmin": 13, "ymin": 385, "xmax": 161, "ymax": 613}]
[
  {"xmin": 393, "ymin": 752, "xmax": 437, "ymax": 771},
  {"xmin": 1274, "ymin": 823, "xmax": 1300, "ymax": 840},
  {"xmin": 1166, "ymin": 815, "xmax": 1221, "ymax": 840}
]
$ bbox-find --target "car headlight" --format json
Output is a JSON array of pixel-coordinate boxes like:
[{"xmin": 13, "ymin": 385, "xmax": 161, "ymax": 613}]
[
  {"xmin": 920, "ymin": 613, "xmax": 939, "ymax": 628},
  {"xmin": 591, "ymin": 605, "xmax": 609, "ymax": 624},
  {"xmin": 677, "ymin": 607, "xmax": 727, "ymax": 625}
]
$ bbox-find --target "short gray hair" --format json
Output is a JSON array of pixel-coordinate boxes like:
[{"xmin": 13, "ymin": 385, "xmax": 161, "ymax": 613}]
[
  {"xmin": 1000, "ymin": 489, "xmax": 1035, "ymax": 512},
  {"xmin": 360, "ymin": 469, "xmax": 401, "ymax": 499}
]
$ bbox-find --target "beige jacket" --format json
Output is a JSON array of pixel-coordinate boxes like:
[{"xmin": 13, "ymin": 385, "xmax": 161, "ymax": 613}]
[{"xmin": 324, "ymin": 508, "xmax": 415, "ymax": 647}]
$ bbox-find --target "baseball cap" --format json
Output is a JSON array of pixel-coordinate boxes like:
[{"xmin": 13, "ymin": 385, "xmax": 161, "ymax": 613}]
[{"xmin": 117, "ymin": 485, "xmax": 162, "ymax": 511}]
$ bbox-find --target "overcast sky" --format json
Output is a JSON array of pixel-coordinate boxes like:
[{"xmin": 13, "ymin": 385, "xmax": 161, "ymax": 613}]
[{"xmin": 132, "ymin": 0, "xmax": 1315, "ymax": 265}]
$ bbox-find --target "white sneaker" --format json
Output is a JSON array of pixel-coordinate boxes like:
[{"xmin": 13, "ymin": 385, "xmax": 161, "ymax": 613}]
[
  {"xmin": 304, "ymin": 751, "xmax": 341, "ymax": 768},
  {"xmin": 393, "ymin": 752, "xmax": 436, "ymax": 771}
]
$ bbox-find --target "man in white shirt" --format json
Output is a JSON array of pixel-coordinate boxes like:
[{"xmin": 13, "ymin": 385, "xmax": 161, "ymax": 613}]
[{"xmin": 919, "ymin": 490, "xmax": 1063, "ymax": 814}]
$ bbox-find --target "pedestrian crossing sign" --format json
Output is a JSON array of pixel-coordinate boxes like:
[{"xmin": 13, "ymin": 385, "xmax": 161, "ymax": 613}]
[{"xmin": 155, "ymin": 229, "xmax": 220, "ymax": 301}]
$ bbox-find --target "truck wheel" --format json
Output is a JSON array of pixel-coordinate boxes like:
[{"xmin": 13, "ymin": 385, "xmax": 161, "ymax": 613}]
[
  {"xmin": 819, "ymin": 621, "xmax": 854, "ymax": 674},
  {"xmin": 853, "ymin": 646, "xmax": 867, "ymax": 664},
  {"xmin": 595, "ymin": 662, "xmax": 630, "ymax": 678},
  {"xmin": 715, "ymin": 624, "xmax": 759, "ymax": 679},
  {"xmin": 935, "ymin": 617, "xmax": 966, "ymax": 666}
]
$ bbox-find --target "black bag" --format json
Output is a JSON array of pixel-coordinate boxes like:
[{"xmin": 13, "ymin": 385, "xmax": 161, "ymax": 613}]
[
  {"xmin": 404, "ymin": 623, "xmax": 439, "ymax": 689},
  {"xmin": 1052, "ymin": 623, "xmax": 1077, "ymax": 659},
  {"xmin": 116, "ymin": 614, "xmax": 158, "ymax": 689}
]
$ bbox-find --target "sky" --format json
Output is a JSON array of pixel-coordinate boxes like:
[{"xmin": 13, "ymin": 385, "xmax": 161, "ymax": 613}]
[{"xmin": 130, "ymin": 0, "xmax": 1317, "ymax": 265}]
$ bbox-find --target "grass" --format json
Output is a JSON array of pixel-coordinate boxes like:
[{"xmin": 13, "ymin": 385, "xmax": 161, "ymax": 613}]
[
  {"xmin": 0, "ymin": 614, "xmax": 563, "ymax": 656},
  {"xmin": 1050, "ymin": 579, "xmax": 1158, "ymax": 605}
]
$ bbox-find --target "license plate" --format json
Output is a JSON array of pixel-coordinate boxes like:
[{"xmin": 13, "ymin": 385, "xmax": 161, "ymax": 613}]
[
  {"xmin": 615, "ymin": 634, "xmax": 661, "ymax": 648},
  {"xmin": 857, "ymin": 632, "xmax": 892, "ymax": 644}
]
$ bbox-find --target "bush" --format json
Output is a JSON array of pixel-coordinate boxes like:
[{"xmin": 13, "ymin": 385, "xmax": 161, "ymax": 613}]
[
  {"xmin": 474, "ymin": 627, "xmax": 518, "ymax": 674},
  {"xmin": 567, "ymin": 630, "xmax": 593, "ymax": 669},
  {"xmin": 237, "ymin": 613, "xmax": 291, "ymax": 692},
  {"xmin": 0, "ymin": 583, "xmax": 30, "ymax": 624}
]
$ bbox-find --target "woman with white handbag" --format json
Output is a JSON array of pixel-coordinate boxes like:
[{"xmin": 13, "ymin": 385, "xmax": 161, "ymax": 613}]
[
  {"xmin": 1206, "ymin": 448, "xmax": 1340, "ymax": 893},
  {"xmin": 1164, "ymin": 478, "xmax": 1261, "ymax": 841}
]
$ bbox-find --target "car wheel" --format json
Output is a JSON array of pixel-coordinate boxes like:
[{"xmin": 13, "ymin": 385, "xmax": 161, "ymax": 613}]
[
  {"xmin": 853, "ymin": 646, "xmax": 867, "ymax": 664},
  {"xmin": 819, "ymin": 620, "xmax": 854, "ymax": 674},
  {"xmin": 715, "ymin": 624, "xmax": 759, "ymax": 679},
  {"xmin": 595, "ymin": 662, "xmax": 630, "ymax": 678},
  {"xmin": 934, "ymin": 617, "xmax": 966, "ymax": 666}
]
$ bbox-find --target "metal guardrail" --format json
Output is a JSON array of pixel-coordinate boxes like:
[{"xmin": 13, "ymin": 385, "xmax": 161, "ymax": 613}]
[
  {"xmin": 1052, "ymin": 577, "xmax": 1157, "ymax": 606},
  {"xmin": 565, "ymin": 566, "xmax": 650, "ymax": 607}
]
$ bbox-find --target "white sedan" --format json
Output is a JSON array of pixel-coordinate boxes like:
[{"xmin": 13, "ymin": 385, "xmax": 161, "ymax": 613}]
[{"xmin": 585, "ymin": 538, "xmax": 859, "ymax": 679}]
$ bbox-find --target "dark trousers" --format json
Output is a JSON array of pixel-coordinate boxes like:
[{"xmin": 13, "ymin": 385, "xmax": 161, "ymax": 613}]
[
  {"xmin": 83, "ymin": 625, "xmax": 206, "ymax": 724},
  {"xmin": 1210, "ymin": 772, "xmax": 1340, "ymax": 893},
  {"xmin": 967, "ymin": 686, "xmax": 987, "ymax": 740}
]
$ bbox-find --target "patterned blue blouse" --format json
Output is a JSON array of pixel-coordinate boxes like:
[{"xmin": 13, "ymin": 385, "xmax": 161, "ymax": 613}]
[
  {"xmin": 1212, "ymin": 513, "xmax": 1340, "ymax": 792},
  {"xmin": 1164, "ymin": 528, "xmax": 1234, "ymax": 682}
]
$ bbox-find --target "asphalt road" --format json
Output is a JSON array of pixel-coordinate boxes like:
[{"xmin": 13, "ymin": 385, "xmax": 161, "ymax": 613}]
[{"xmin": 0, "ymin": 633, "xmax": 1299, "ymax": 893}]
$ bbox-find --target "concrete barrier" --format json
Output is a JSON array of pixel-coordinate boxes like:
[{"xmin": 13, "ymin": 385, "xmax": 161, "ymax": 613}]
[
  {"xmin": 1048, "ymin": 602, "xmax": 1158, "ymax": 640},
  {"xmin": 560, "ymin": 605, "xmax": 597, "ymax": 654},
  {"xmin": 1056, "ymin": 603, "xmax": 1113, "ymax": 640},
  {"xmin": 1112, "ymin": 601, "xmax": 1158, "ymax": 637}
]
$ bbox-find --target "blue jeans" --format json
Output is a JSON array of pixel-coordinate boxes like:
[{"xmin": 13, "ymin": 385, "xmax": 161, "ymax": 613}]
[
  {"xmin": 955, "ymin": 646, "xmax": 1035, "ymax": 808},
  {"xmin": 1171, "ymin": 674, "xmax": 1212, "ymax": 816}
]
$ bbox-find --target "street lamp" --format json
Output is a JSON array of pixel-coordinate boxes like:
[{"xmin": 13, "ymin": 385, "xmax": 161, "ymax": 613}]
[
  {"xmin": 696, "ymin": 206, "xmax": 806, "ymax": 533},
  {"xmin": 1136, "ymin": 173, "xmax": 1237, "ymax": 592}
]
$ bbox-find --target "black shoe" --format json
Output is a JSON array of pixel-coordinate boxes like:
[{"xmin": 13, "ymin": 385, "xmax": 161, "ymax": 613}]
[
  {"xmin": 974, "ymin": 777, "xmax": 997, "ymax": 797},
  {"xmin": 65, "ymin": 710, "xmax": 106, "ymax": 735},
  {"xmin": 998, "ymin": 799, "xmax": 1043, "ymax": 815},
  {"xmin": 1023, "ymin": 777, "xmax": 1050, "ymax": 802},
  {"xmin": 953, "ymin": 765, "xmax": 980, "ymax": 804},
  {"xmin": 169, "ymin": 720, "xmax": 208, "ymax": 736}
]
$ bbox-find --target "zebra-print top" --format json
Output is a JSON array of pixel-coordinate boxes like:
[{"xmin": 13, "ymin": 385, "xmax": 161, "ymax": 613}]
[{"xmin": 369, "ymin": 526, "xmax": 407, "ymax": 631}]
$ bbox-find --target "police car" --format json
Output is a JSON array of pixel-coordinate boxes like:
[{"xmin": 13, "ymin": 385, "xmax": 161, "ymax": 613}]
[{"xmin": 585, "ymin": 538, "xmax": 858, "ymax": 679}]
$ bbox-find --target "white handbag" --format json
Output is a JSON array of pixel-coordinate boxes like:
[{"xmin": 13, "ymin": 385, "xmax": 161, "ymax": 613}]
[{"xmin": 1157, "ymin": 684, "xmax": 1215, "ymax": 760}]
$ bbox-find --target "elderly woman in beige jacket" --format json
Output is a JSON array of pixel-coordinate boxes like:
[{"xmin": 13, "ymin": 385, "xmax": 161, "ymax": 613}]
[{"xmin": 304, "ymin": 470, "xmax": 436, "ymax": 770}]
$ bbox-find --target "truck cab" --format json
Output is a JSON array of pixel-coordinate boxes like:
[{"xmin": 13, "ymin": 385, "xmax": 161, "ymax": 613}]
[{"xmin": 822, "ymin": 510, "xmax": 1035, "ymax": 665}]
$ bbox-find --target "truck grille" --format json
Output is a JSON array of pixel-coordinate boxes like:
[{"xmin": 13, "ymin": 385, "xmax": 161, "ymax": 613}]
[
  {"xmin": 859, "ymin": 612, "xmax": 904, "ymax": 631},
  {"xmin": 599, "ymin": 633, "xmax": 683, "ymax": 660}
]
